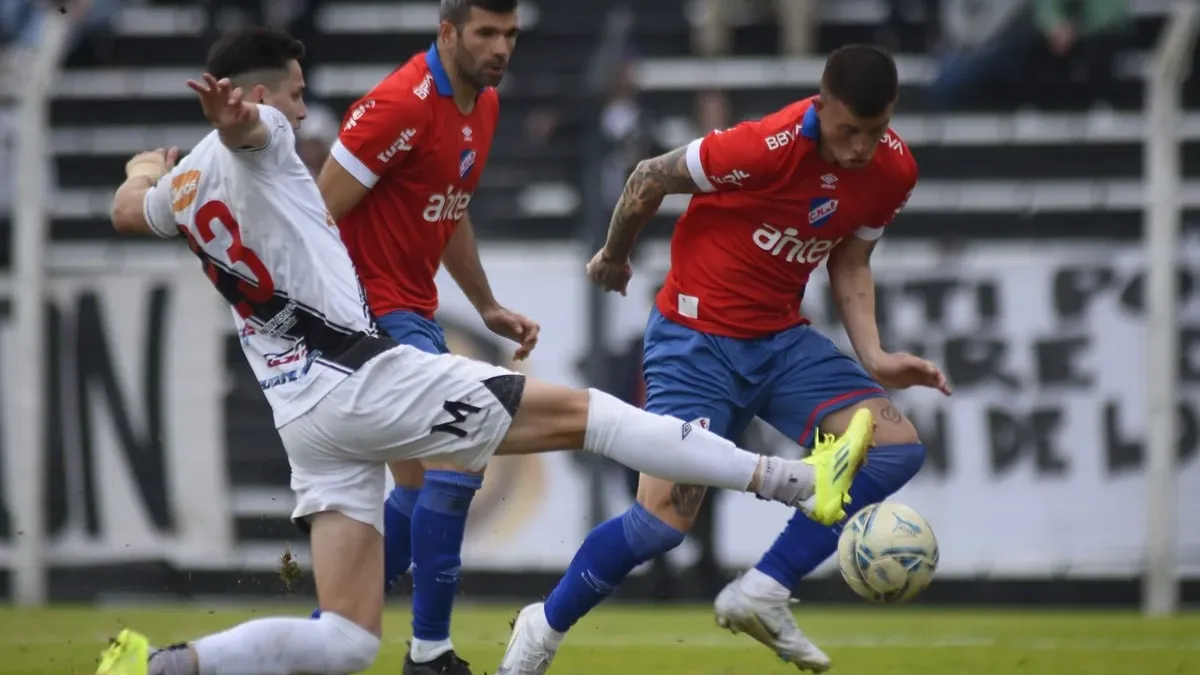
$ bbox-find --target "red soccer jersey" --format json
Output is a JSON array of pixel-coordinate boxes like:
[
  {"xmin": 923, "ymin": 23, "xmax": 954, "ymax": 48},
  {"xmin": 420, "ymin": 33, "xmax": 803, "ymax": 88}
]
[
  {"xmin": 655, "ymin": 96, "xmax": 918, "ymax": 339},
  {"xmin": 330, "ymin": 44, "xmax": 498, "ymax": 318}
]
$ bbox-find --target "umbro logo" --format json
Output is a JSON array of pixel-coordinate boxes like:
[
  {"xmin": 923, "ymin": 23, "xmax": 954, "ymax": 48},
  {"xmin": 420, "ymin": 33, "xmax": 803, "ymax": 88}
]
[
  {"xmin": 821, "ymin": 173, "xmax": 838, "ymax": 190},
  {"xmin": 681, "ymin": 422, "xmax": 693, "ymax": 439}
]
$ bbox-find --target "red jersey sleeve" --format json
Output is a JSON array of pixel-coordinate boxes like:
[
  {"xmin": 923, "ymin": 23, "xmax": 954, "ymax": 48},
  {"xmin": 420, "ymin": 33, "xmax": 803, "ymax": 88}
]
[
  {"xmin": 684, "ymin": 119, "xmax": 790, "ymax": 193},
  {"xmin": 856, "ymin": 147, "xmax": 919, "ymax": 241},
  {"xmin": 329, "ymin": 83, "xmax": 432, "ymax": 190}
]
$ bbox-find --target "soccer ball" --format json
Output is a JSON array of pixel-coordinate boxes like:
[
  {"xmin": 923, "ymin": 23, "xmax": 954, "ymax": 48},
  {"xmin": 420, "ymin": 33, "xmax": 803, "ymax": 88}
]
[{"xmin": 836, "ymin": 501, "xmax": 939, "ymax": 604}]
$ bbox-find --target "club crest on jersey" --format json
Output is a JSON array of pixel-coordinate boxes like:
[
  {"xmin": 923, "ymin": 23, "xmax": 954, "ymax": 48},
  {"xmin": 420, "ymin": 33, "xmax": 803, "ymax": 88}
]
[
  {"xmin": 459, "ymin": 149, "xmax": 477, "ymax": 178},
  {"xmin": 808, "ymin": 197, "xmax": 839, "ymax": 228}
]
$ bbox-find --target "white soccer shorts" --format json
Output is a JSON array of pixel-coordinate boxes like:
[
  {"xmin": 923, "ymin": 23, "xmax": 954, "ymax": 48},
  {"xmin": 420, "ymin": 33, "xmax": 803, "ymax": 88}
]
[{"xmin": 278, "ymin": 344, "xmax": 522, "ymax": 534}]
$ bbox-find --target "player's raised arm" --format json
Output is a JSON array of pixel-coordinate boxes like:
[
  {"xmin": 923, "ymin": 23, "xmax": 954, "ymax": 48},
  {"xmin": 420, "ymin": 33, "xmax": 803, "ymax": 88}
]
[
  {"xmin": 601, "ymin": 145, "xmax": 699, "ymax": 260},
  {"xmin": 189, "ymin": 73, "xmax": 272, "ymax": 152},
  {"xmin": 318, "ymin": 92, "xmax": 432, "ymax": 220},
  {"xmin": 589, "ymin": 120, "xmax": 783, "ymax": 294},
  {"xmin": 188, "ymin": 30, "xmax": 308, "ymax": 163},
  {"xmin": 110, "ymin": 147, "xmax": 181, "ymax": 237}
]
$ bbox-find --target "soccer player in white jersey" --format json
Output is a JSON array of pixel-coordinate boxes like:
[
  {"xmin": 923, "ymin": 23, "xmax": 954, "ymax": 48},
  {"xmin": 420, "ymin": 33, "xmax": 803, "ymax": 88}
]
[{"xmin": 96, "ymin": 28, "xmax": 874, "ymax": 675}]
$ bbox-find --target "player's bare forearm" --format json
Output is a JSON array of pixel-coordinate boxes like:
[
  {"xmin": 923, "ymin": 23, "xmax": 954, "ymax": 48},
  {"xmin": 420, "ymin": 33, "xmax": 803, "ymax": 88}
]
[
  {"xmin": 110, "ymin": 177, "xmax": 157, "ymax": 236},
  {"xmin": 443, "ymin": 212, "xmax": 498, "ymax": 313},
  {"xmin": 317, "ymin": 157, "xmax": 370, "ymax": 220},
  {"xmin": 828, "ymin": 236, "xmax": 885, "ymax": 369},
  {"xmin": 603, "ymin": 146, "xmax": 700, "ymax": 260}
]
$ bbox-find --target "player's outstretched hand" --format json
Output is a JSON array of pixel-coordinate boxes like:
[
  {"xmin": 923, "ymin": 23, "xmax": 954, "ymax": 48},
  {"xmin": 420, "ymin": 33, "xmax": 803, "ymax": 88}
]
[
  {"xmin": 187, "ymin": 73, "xmax": 259, "ymax": 130},
  {"xmin": 481, "ymin": 306, "xmax": 541, "ymax": 361},
  {"xmin": 866, "ymin": 351, "xmax": 952, "ymax": 396},
  {"xmin": 125, "ymin": 146, "xmax": 180, "ymax": 182},
  {"xmin": 586, "ymin": 248, "xmax": 633, "ymax": 295}
]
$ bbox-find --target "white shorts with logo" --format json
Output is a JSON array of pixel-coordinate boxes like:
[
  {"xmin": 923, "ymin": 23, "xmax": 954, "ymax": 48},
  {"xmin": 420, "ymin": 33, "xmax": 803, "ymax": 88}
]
[{"xmin": 278, "ymin": 344, "xmax": 520, "ymax": 534}]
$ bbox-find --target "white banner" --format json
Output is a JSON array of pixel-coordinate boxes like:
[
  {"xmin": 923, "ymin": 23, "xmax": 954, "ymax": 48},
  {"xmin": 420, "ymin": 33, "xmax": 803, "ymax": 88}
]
[
  {"xmin": 431, "ymin": 239, "xmax": 1200, "ymax": 578},
  {"xmin": 1, "ymin": 239, "xmax": 1197, "ymax": 579},
  {"xmin": 0, "ymin": 247, "xmax": 232, "ymax": 567}
]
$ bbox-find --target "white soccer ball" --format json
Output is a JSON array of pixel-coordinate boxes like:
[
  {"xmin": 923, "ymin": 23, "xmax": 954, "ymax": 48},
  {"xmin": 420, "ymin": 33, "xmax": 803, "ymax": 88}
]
[{"xmin": 836, "ymin": 501, "xmax": 939, "ymax": 604}]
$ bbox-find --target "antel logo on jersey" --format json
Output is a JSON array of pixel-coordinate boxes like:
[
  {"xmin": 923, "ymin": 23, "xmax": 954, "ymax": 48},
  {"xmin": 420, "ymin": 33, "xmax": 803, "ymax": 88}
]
[
  {"xmin": 423, "ymin": 185, "xmax": 472, "ymax": 223},
  {"xmin": 459, "ymin": 149, "xmax": 477, "ymax": 178},
  {"xmin": 710, "ymin": 169, "xmax": 750, "ymax": 188},
  {"xmin": 808, "ymin": 197, "xmax": 839, "ymax": 227},
  {"xmin": 343, "ymin": 99, "xmax": 375, "ymax": 131},
  {"xmin": 377, "ymin": 129, "xmax": 416, "ymax": 164},
  {"xmin": 170, "ymin": 170, "xmax": 202, "ymax": 212},
  {"xmin": 753, "ymin": 224, "xmax": 843, "ymax": 264}
]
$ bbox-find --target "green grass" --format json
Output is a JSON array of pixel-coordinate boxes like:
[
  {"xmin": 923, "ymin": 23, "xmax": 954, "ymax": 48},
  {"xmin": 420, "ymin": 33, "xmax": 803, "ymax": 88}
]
[{"xmin": 1, "ymin": 604, "xmax": 1198, "ymax": 674}]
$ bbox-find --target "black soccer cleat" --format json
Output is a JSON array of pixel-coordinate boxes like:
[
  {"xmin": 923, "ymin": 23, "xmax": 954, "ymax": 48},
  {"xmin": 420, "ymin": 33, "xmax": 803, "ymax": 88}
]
[{"xmin": 403, "ymin": 650, "xmax": 474, "ymax": 675}]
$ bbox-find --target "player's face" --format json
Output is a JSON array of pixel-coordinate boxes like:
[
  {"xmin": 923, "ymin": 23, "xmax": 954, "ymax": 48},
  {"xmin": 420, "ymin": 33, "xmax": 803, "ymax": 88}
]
[
  {"xmin": 815, "ymin": 96, "xmax": 894, "ymax": 169},
  {"xmin": 448, "ymin": 8, "xmax": 519, "ymax": 89},
  {"xmin": 259, "ymin": 60, "xmax": 308, "ymax": 130}
]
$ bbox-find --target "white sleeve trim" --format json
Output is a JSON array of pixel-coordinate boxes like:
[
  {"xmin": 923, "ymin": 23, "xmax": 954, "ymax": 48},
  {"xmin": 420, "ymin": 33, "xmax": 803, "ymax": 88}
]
[
  {"xmin": 855, "ymin": 225, "xmax": 885, "ymax": 241},
  {"xmin": 141, "ymin": 185, "xmax": 177, "ymax": 238},
  {"xmin": 330, "ymin": 139, "xmax": 380, "ymax": 189},
  {"xmin": 684, "ymin": 138, "xmax": 716, "ymax": 193}
]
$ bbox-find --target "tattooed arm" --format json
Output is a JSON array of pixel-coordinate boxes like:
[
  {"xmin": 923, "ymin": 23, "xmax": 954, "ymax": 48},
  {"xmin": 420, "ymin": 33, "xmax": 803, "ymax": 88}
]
[
  {"xmin": 601, "ymin": 145, "xmax": 706, "ymax": 261},
  {"xmin": 827, "ymin": 236, "xmax": 884, "ymax": 370}
]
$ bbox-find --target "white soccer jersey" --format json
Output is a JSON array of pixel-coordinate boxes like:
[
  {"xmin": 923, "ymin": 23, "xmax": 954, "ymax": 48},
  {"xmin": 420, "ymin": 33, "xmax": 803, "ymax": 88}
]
[{"xmin": 143, "ymin": 104, "xmax": 395, "ymax": 427}]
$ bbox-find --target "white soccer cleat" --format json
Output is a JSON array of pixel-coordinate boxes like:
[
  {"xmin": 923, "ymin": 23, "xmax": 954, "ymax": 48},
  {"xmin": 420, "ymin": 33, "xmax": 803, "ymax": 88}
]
[
  {"xmin": 496, "ymin": 603, "xmax": 559, "ymax": 675},
  {"xmin": 714, "ymin": 576, "xmax": 832, "ymax": 673}
]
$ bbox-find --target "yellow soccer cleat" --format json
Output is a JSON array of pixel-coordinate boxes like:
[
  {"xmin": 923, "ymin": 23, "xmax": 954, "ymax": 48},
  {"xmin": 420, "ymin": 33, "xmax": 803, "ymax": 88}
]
[
  {"xmin": 802, "ymin": 407, "xmax": 874, "ymax": 525},
  {"xmin": 96, "ymin": 629, "xmax": 150, "ymax": 675}
]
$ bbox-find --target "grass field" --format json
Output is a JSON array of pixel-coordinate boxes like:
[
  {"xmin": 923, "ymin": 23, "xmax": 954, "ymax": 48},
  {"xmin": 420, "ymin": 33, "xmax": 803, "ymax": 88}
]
[{"xmin": 1, "ymin": 604, "xmax": 1198, "ymax": 674}]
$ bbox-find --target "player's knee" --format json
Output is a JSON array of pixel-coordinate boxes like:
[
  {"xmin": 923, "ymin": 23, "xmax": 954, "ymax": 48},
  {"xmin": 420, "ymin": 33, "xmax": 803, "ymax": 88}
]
[
  {"xmin": 316, "ymin": 612, "xmax": 381, "ymax": 674},
  {"xmin": 388, "ymin": 460, "xmax": 426, "ymax": 490},
  {"xmin": 498, "ymin": 380, "xmax": 591, "ymax": 453},
  {"xmin": 866, "ymin": 443, "xmax": 926, "ymax": 492},
  {"xmin": 866, "ymin": 402, "xmax": 920, "ymax": 446},
  {"xmin": 622, "ymin": 502, "xmax": 686, "ymax": 559},
  {"xmin": 637, "ymin": 476, "xmax": 704, "ymax": 532},
  {"xmin": 421, "ymin": 461, "xmax": 487, "ymax": 476}
]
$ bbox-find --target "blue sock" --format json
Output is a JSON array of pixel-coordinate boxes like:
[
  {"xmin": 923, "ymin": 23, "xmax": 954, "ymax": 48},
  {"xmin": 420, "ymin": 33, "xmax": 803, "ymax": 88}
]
[
  {"xmin": 755, "ymin": 443, "xmax": 926, "ymax": 590},
  {"xmin": 543, "ymin": 503, "xmax": 685, "ymax": 633},
  {"xmin": 314, "ymin": 485, "xmax": 420, "ymax": 620},
  {"xmin": 385, "ymin": 486, "xmax": 421, "ymax": 592},
  {"xmin": 410, "ymin": 470, "xmax": 482, "ymax": 643}
]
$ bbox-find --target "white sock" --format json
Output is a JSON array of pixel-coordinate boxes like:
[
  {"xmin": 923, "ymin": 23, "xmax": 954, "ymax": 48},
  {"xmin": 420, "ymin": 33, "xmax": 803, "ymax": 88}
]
[
  {"xmin": 183, "ymin": 612, "xmax": 379, "ymax": 675},
  {"xmin": 410, "ymin": 637, "xmax": 453, "ymax": 663},
  {"xmin": 583, "ymin": 389, "xmax": 759, "ymax": 491},
  {"xmin": 739, "ymin": 568, "xmax": 792, "ymax": 601}
]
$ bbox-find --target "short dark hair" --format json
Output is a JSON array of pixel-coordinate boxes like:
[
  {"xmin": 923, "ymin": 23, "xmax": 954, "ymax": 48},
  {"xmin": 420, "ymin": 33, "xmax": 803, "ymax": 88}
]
[
  {"xmin": 205, "ymin": 27, "xmax": 305, "ymax": 82},
  {"xmin": 821, "ymin": 44, "xmax": 899, "ymax": 118},
  {"xmin": 439, "ymin": 0, "xmax": 518, "ymax": 26}
]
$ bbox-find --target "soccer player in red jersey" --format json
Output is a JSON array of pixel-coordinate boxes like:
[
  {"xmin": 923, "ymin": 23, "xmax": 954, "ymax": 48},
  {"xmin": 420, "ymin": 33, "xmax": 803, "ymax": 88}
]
[
  {"xmin": 315, "ymin": 2, "xmax": 536, "ymax": 674},
  {"xmin": 500, "ymin": 45, "xmax": 953, "ymax": 674}
]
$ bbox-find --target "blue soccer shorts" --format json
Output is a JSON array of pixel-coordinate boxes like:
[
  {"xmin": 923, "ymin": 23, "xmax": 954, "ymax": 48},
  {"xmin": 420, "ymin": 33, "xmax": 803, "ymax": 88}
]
[{"xmin": 641, "ymin": 307, "xmax": 887, "ymax": 446}]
